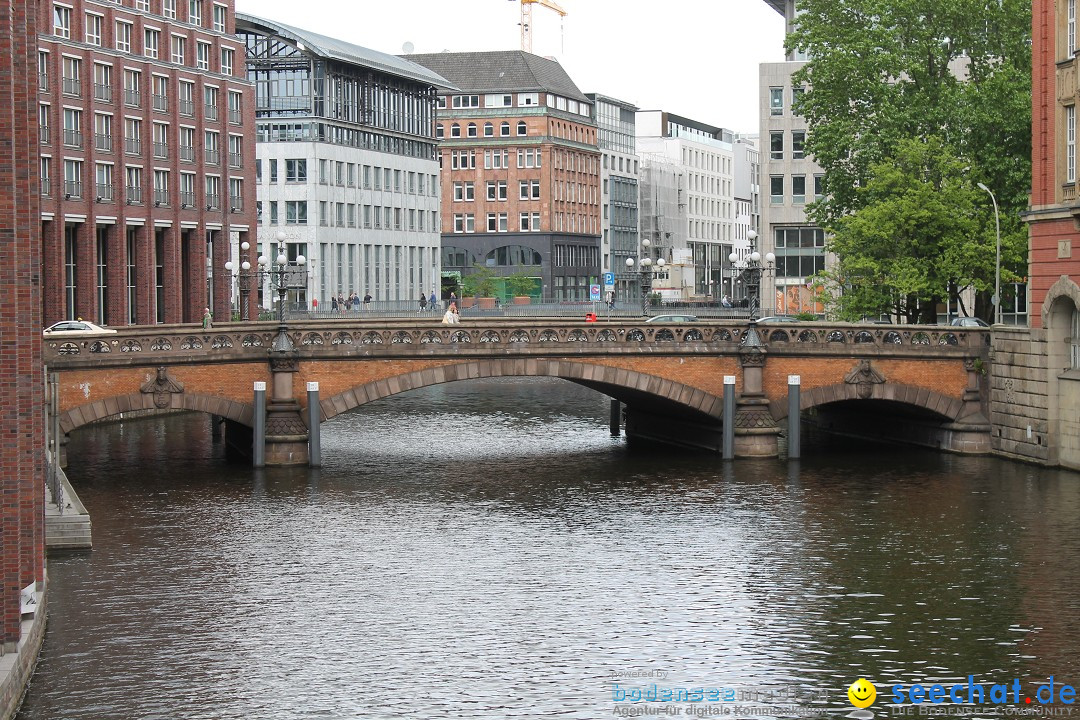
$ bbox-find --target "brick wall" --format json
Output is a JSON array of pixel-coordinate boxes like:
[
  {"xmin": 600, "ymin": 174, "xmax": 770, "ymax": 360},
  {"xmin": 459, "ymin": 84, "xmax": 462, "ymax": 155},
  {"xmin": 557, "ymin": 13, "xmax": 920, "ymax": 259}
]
[{"xmin": 0, "ymin": 0, "xmax": 45, "ymax": 648}]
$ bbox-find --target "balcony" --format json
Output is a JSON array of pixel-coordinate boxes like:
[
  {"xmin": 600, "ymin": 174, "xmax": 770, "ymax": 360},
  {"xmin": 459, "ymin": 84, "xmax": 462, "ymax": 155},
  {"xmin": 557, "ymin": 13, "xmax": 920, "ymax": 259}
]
[
  {"xmin": 38, "ymin": 73, "xmax": 47, "ymax": 92},
  {"xmin": 94, "ymin": 133, "xmax": 112, "ymax": 152},
  {"xmin": 228, "ymin": 152, "xmax": 242, "ymax": 168},
  {"xmin": 230, "ymin": 197, "xmax": 243, "ymax": 212},
  {"xmin": 63, "ymin": 180, "xmax": 82, "ymax": 199},
  {"xmin": 94, "ymin": 83, "xmax": 112, "ymax": 102},
  {"xmin": 39, "ymin": 126, "xmax": 50, "ymax": 144},
  {"xmin": 153, "ymin": 142, "xmax": 168, "ymax": 159},
  {"xmin": 152, "ymin": 94, "xmax": 168, "ymax": 112},
  {"xmin": 40, "ymin": 178, "xmax": 51, "ymax": 196},
  {"xmin": 180, "ymin": 145, "xmax": 195, "ymax": 162},
  {"xmin": 229, "ymin": 108, "xmax": 242, "ymax": 125},
  {"xmin": 204, "ymin": 103, "xmax": 219, "ymax": 121},
  {"xmin": 205, "ymin": 193, "xmax": 220, "ymax": 210},
  {"xmin": 204, "ymin": 148, "xmax": 219, "ymax": 165},
  {"xmin": 95, "ymin": 183, "xmax": 114, "ymax": 202},
  {"xmin": 179, "ymin": 191, "xmax": 196, "ymax": 209},
  {"xmin": 63, "ymin": 129, "xmax": 83, "ymax": 148},
  {"xmin": 124, "ymin": 138, "xmax": 141, "ymax": 155},
  {"xmin": 178, "ymin": 99, "xmax": 194, "ymax": 117},
  {"xmin": 62, "ymin": 77, "xmax": 80, "ymax": 97},
  {"xmin": 124, "ymin": 89, "xmax": 141, "ymax": 107},
  {"xmin": 153, "ymin": 189, "xmax": 169, "ymax": 206},
  {"xmin": 126, "ymin": 185, "xmax": 142, "ymax": 205}
]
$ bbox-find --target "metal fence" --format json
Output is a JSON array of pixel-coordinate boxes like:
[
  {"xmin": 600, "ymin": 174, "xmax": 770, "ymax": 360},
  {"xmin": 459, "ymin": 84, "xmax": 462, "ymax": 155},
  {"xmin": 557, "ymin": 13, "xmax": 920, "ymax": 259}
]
[{"xmin": 291, "ymin": 299, "xmax": 753, "ymax": 321}]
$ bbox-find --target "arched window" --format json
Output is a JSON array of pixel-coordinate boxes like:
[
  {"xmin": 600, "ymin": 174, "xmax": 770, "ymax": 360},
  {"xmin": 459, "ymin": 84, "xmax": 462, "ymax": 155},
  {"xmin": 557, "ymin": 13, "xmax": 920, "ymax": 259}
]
[
  {"xmin": 467, "ymin": 122, "xmax": 477, "ymax": 138},
  {"xmin": 485, "ymin": 245, "xmax": 543, "ymax": 267},
  {"xmin": 451, "ymin": 123, "xmax": 460, "ymax": 138},
  {"xmin": 441, "ymin": 246, "xmax": 472, "ymax": 268},
  {"xmin": 517, "ymin": 121, "xmax": 527, "ymax": 136},
  {"xmin": 500, "ymin": 122, "xmax": 510, "ymax": 137},
  {"xmin": 435, "ymin": 124, "xmax": 444, "ymax": 139},
  {"xmin": 484, "ymin": 122, "xmax": 493, "ymax": 137}
]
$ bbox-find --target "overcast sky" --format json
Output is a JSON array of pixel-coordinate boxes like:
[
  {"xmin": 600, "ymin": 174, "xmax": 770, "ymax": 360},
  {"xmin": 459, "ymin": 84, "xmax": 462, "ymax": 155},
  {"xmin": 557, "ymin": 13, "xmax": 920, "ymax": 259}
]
[{"xmin": 234, "ymin": 0, "xmax": 787, "ymax": 134}]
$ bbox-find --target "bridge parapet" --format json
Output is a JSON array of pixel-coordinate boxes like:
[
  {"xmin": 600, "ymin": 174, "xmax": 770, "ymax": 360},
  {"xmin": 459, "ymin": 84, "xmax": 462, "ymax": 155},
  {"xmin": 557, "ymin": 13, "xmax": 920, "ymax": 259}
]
[{"xmin": 43, "ymin": 320, "xmax": 990, "ymax": 369}]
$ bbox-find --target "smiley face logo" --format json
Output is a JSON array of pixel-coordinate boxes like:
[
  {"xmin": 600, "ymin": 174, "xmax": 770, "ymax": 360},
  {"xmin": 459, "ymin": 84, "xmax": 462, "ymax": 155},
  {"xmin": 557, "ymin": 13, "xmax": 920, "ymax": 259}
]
[{"xmin": 848, "ymin": 678, "xmax": 877, "ymax": 708}]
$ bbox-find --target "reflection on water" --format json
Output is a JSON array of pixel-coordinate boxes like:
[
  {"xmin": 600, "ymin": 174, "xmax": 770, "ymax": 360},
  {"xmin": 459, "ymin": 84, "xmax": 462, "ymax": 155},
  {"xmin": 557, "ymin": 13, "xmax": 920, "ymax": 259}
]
[{"xmin": 17, "ymin": 378, "xmax": 1080, "ymax": 719}]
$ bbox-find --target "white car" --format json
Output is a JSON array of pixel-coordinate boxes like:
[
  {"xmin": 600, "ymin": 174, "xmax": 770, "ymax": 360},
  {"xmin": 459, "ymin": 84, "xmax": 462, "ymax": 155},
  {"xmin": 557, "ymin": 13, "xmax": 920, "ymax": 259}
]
[
  {"xmin": 43, "ymin": 320, "xmax": 118, "ymax": 337},
  {"xmin": 645, "ymin": 314, "xmax": 699, "ymax": 323}
]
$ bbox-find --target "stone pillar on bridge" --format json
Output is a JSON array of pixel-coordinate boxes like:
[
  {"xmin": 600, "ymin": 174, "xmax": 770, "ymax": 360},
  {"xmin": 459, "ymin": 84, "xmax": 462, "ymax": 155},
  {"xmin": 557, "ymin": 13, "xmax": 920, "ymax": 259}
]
[
  {"xmin": 734, "ymin": 325, "xmax": 780, "ymax": 457},
  {"xmin": 264, "ymin": 350, "xmax": 309, "ymax": 466},
  {"xmin": 938, "ymin": 358, "xmax": 993, "ymax": 454}
]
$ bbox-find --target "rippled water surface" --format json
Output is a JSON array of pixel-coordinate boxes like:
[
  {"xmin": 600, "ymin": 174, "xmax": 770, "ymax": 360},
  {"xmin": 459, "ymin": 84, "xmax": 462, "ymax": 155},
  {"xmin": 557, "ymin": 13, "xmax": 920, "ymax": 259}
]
[{"xmin": 17, "ymin": 378, "xmax": 1080, "ymax": 719}]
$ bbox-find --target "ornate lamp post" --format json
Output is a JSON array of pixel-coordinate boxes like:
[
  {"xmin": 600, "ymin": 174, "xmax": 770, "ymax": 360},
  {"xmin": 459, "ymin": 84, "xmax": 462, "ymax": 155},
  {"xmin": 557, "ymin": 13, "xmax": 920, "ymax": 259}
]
[
  {"xmin": 625, "ymin": 238, "xmax": 666, "ymax": 317},
  {"xmin": 728, "ymin": 230, "xmax": 775, "ymax": 321},
  {"xmin": 224, "ymin": 240, "xmax": 254, "ymax": 321},
  {"xmin": 260, "ymin": 231, "xmax": 306, "ymax": 352}
]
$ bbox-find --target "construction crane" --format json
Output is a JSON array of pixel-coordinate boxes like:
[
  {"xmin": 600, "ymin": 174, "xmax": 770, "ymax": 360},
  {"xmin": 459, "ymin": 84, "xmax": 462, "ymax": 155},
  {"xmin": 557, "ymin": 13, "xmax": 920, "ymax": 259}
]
[{"xmin": 510, "ymin": 0, "xmax": 567, "ymax": 54}]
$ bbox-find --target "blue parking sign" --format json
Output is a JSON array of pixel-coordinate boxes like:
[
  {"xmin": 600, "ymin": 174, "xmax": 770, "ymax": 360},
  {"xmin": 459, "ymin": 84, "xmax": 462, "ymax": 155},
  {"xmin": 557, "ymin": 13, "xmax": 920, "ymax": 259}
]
[{"xmin": 603, "ymin": 272, "xmax": 615, "ymax": 290}]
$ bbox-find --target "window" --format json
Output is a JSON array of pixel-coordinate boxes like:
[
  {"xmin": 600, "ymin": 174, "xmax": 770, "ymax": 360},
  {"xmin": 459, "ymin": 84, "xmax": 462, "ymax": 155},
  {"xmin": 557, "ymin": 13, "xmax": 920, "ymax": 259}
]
[
  {"xmin": 62, "ymin": 56, "xmax": 81, "ymax": 96},
  {"xmin": 115, "ymin": 21, "xmax": 132, "ymax": 53},
  {"xmin": 228, "ymin": 135, "xmax": 242, "ymax": 167},
  {"xmin": 814, "ymin": 174, "xmax": 824, "ymax": 197},
  {"xmin": 220, "ymin": 47, "xmax": 234, "ymax": 76},
  {"xmin": 152, "ymin": 75, "xmax": 168, "ymax": 111},
  {"xmin": 179, "ymin": 126, "xmax": 194, "ymax": 161},
  {"xmin": 204, "ymin": 85, "xmax": 219, "ymax": 119},
  {"xmin": 163, "ymin": 0, "xmax": 177, "ymax": 19},
  {"xmin": 179, "ymin": 172, "xmax": 195, "ymax": 207},
  {"xmin": 124, "ymin": 117, "xmax": 141, "ymax": 154},
  {"xmin": 38, "ymin": 51, "xmax": 48, "ymax": 92},
  {"xmin": 1068, "ymin": 105, "xmax": 1077, "ymax": 185},
  {"xmin": 228, "ymin": 90, "xmax": 242, "ymax": 124},
  {"xmin": 171, "ymin": 34, "xmax": 186, "ymax": 65},
  {"xmin": 467, "ymin": 122, "xmax": 477, "ymax": 138},
  {"xmin": 500, "ymin": 122, "xmax": 510, "ymax": 137},
  {"xmin": 451, "ymin": 123, "xmax": 460, "ymax": 138},
  {"xmin": 204, "ymin": 175, "xmax": 221, "ymax": 209},
  {"xmin": 770, "ymin": 132, "xmax": 783, "ymax": 160},
  {"xmin": 63, "ymin": 108, "xmax": 82, "ymax": 147},
  {"xmin": 204, "ymin": 130, "xmax": 219, "ymax": 164},
  {"xmin": 153, "ymin": 122, "xmax": 168, "ymax": 158},
  {"xmin": 64, "ymin": 159, "xmax": 82, "ymax": 198},
  {"xmin": 453, "ymin": 214, "xmax": 475, "ymax": 233},
  {"xmin": 188, "ymin": 0, "xmax": 203, "ymax": 26},
  {"xmin": 435, "ymin": 124, "xmax": 444, "ymax": 139},
  {"xmin": 517, "ymin": 121, "xmax": 527, "ymax": 136},
  {"xmin": 792, "ymin": 175, "xmax": 806, "ymax": 204},
  {"xmin": 770, "ymin": 87, "xmax": 784, "ymax": 116},
  {"xmin": 484, "ymin": 122, "xmax": 493, "ymax": 137},
  {"xmin": 38, "ymin": 104, "xmax": 49, "ymax": 144},
  {"xmin": 153, "ymin": 169, "xmax": 169, "ymax": 205},
  {"xmin": 93, "ymin": 63, "xmax": 111, "ymax": 102},
  {"xmin": 213, "ymin": 4, "xmax": 227, "ymax": 32},
  {"xmin": 451, "ymin": 95, "xmax": 479, "ymax": 108},
  {"xmin": 286, "ymin": 200, "xmax": 307, "ymax": 225},
  {"xmin": 144, "ymin": 28, "xmax": 160, "ymax": 59},
  {"xmin": 94, "ymin": 113, "xmax": 112, "ymax": 151},
  {"xmin": 178, "ymin": 81, "xmax": 194, "ymax": 116},
  {"xmin": 196, "ymin": 41, "xmax": 210, "ymax": 71},
  {"xmin": 229, "ymin": 178, "xmax": 243, "ymax": 211},
  {"xmin": 85, "ymin": 13, "xmax": 102, "ymax": 46},
  {"xmin": 124, "ymin": 69, "xmax": 141, "ymax": 106},
  {"xmin": 453, "ymin": 181, "xmax": 474, "ymax": 201},
  {"xmin": 269, "ymin": 201, "xmax": 278, "ymax": 224},
  {"xmin": 135, "ymin": 0, "xmax": 149, "ymax": 9},
  {"xmin": 792, "ymin": 131, "xmax": 806, "ymax": 160},
  {"xmin": 53, "ymin": 4, "xmax": 71, "ymax": 38},
  {"xmin": 126, "ymin": 166, "xmax": 142, "ymax": 203},
  {"xmin": 1071, "ymin": 0, "xmax": 1077, "ymax": 57},
  {"xmin": 770, "ymin": 175, "xmax": 784, "ymax": 204},
  {"xmin": 792, "ymin": 86, "xmax": 806, "ymax": 113}
]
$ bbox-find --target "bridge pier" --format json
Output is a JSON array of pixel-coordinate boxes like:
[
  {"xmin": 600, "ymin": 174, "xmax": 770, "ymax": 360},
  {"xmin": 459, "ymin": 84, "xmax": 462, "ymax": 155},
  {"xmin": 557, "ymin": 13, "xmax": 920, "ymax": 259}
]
[
  {"xmin": 733, "ymin": 326, "xmax": 780, "ymax": 458},
  {"xmin": 264, "ymin": 354, "xmax": 309, "ymax": 466}
]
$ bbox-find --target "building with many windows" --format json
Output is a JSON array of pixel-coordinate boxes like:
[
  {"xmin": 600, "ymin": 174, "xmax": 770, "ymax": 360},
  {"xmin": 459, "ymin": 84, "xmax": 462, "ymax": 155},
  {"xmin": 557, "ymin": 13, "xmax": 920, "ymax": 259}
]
[
  {"xmin": 587, "ymin": 93, "xmax": 640, "ymax": 303},
  {"xmin": 637, "ymin": 110, "xmax": 742, "ymax": 301},
  {"xmin": 235, "ymin": 15, "xmax": 448, "ymax": 309},
  {"xmin": 409, "ymin": 50, "xmax": 601, "ymax": 302},
  {"xmin": 38, "ymin": 0, "xmax": 256, "ymax": 325}
]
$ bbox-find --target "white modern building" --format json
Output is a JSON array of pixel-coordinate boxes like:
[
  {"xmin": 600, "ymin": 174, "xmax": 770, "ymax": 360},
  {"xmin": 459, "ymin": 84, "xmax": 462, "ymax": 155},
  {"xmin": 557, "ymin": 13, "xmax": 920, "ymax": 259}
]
[
  {"xmin": 637, "ymin": 110, "xmax": 742, "ymax": 301},
  {"xmin": 236, "ymin": 14, "xmax": 450, "ymax": 309},
  {"xmin": 587, "ymin": 93, "xmax": 640, "ymax": 303},
  {"xmin": 759, "ymin": 0, "xmax": 826, "ymax": 316}
]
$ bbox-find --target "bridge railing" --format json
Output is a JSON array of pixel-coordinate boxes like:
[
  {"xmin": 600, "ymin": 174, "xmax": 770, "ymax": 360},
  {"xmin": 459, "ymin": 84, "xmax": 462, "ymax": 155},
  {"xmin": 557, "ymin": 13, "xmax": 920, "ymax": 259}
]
[{"xmin": 297, "ymin": 299, "xmax": 754, "ymax": 321}]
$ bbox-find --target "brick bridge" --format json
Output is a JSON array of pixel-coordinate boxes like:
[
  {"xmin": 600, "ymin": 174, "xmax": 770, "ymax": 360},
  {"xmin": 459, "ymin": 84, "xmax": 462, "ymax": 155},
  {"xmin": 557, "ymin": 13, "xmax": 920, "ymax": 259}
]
[{"xmin": 43, "ymin": 318, "xmax": 992, "ymax": 463}]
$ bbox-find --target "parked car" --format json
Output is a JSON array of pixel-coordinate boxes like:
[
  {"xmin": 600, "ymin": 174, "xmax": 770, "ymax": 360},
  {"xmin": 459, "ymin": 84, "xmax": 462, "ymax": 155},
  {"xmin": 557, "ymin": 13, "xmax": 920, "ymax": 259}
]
[
  {"xmin": 949, "ymin": 317, "xmax": 990, "ymax": 327},
  {"xmin": 755, "ymin": 315, "xmax": 801, "ymax": 323},
  {"xmin": 646, "ymin": 314, "xmax": 698, "ymax": 323},
  {"xmin": 43, "ymin": 320, "xmax": 118, "ymax": 337}
]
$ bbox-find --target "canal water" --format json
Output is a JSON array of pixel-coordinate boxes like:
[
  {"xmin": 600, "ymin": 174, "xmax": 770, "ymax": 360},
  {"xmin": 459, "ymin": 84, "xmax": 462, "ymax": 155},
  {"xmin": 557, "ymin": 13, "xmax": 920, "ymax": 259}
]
[{"xmin": 17, "ymin": 378, "xmax": 1080, "ymax": 719}]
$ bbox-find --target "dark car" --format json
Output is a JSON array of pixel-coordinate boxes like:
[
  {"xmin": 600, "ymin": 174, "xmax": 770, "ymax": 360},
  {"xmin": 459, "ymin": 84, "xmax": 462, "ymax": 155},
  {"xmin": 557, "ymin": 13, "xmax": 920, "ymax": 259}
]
[
  {"xmin": 755, "ymin": 315, "xmax": 801, "ymax": 323},
  {"xmin": 646, "ymin": 314, "xmax": 699, "ymax": 323}
]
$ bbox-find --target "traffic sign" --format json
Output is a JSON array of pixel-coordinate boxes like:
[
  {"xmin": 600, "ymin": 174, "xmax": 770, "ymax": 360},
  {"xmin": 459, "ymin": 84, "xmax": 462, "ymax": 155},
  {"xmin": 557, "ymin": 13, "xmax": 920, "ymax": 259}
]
[
  {"xmin": 603, "ymin": 272, "xmax": 615, "ymax": 290},
  {"xmin": 590, "ymin": 284, "xmax": 601, "ymax": 301}
]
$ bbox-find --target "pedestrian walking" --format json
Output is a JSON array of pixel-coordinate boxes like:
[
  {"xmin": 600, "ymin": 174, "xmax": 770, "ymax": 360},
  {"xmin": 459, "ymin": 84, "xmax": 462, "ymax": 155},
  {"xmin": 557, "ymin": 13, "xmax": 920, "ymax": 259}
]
[
  {"xmin": 202, "ymin": 307, "xmax": 213, "ymax": 329},
  {"xmin": 363, "ymin": 292, "xmax": 371, "ymax": 311},
  {"xmin": 337, "ymin": 293, "xmax": 346, "ymax": 315},
  {"xmin": 429, "ymin": 290, "xmax": 438, "ymax": 311},
  {"xmin": 331, "ymin": 295, "xmax": 338, "ymax": 312},
  {"xmin": 418, "ymin": 292, "xmax": 428, "ymax": 313}
]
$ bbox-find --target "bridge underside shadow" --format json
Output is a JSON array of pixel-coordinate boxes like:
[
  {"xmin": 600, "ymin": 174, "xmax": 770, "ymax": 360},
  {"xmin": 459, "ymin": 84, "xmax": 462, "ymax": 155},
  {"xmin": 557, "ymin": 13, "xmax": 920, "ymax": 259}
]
[
  {"xmin": 572, "ymin": 379, "xmax": 724, "ymax": 453},
  {"xmin": 800, "ymin": 399, "xmax": 990, "ymax": 454}
]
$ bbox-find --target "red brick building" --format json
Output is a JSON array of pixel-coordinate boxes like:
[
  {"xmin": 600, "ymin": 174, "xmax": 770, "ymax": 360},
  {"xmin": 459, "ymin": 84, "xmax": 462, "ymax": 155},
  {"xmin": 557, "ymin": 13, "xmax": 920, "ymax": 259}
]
[
  {"xmin": 409, "ymin": 51, "xmax": 602, "ymax": 301},
  {"xmin": 1028, "ymin": 0, "xmax": 1080, "ymax": 329},
  {"xmin": 37, "ymin": 0, "xmax": 257, "ymax": 326},
  {"xmin": 0, "ymin": 0, "xmax": 47, "ymax": 704}
]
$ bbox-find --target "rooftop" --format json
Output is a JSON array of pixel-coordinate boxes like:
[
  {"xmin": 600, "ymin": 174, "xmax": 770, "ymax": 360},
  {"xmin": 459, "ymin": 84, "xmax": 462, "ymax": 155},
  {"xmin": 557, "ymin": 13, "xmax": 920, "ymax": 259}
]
[
  {"xmin": 763, "ymin": 0, "xmax": 786, "ymax": 16},
  {"xmin": 407, "ymin": 50, "xmax": 590, "ymax": 103},
  {"xmin": 235, "ymin": 13, "xmax": 455, "ymax": 89}
]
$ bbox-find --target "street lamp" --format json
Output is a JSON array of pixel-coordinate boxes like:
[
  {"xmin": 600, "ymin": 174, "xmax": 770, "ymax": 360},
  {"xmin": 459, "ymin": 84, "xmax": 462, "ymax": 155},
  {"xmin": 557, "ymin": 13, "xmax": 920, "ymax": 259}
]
[
  {"xmin": 625, "ymin": 238, "xmax": 666, "ymax": 316},
  {"xmin": 729, "ymin": 230, "xmax": 775, "ymax": 321},
  {"xmin": 976, "ymin": 182, "xmax": 1001, "ymax": 325},
  {"xmin": 224, "ymin": 240, "xmax": 254, "ymax": 321}
]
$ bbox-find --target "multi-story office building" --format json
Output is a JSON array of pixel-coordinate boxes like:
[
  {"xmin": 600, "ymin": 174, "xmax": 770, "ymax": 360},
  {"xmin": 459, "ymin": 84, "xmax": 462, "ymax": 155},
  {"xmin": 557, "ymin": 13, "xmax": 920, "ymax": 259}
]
[
  {"xmin": 235, "ymin": 15, "xmax": 447, "ymax": 308},
  {"xmin": 637, "ymin": 110, "xmax": 738, "ymax": 300},
  {"xmin": 38, "ymin": 0, "xmax": 257, "ymax": 325},
  {"xmin": 409, "ymin": 51, "xmax": 601, "ymax": 301},
  {"xmin": 759, "ymin": 0, "xmax": 825, "ymax": 316},
  {"xmin": 587, "ymin": 93, "xmax": 640, "ymax": 303}
]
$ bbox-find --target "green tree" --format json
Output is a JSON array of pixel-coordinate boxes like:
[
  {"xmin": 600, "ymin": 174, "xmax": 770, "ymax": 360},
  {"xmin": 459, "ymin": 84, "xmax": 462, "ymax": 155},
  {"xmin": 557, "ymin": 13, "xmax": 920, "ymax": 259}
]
[
  {"xmin": 787, "ymin": 0, "xmax": 1031, "ymax": 319},
  {"xmin": 461, "ymin": 264, "xmax": 498, "ymax": 298},
  {"xmin": 505, "ymin": 268, "xmax": 539, "ymax": 298}
]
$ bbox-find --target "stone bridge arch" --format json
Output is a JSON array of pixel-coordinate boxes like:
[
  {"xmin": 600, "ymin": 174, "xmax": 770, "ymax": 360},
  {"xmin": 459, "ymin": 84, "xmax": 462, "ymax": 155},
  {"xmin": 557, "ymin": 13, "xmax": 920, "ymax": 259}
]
[
  {"xmin": 319, "ymin": 358, "xmax": 726, "ymax": 423},
  {"xmin": 769, "ymin": 382, "xmax": 965, "ymax": 422},
  {"xmin": 59, "ymin": 391, "xmax": 256, "ymax": 435}
]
